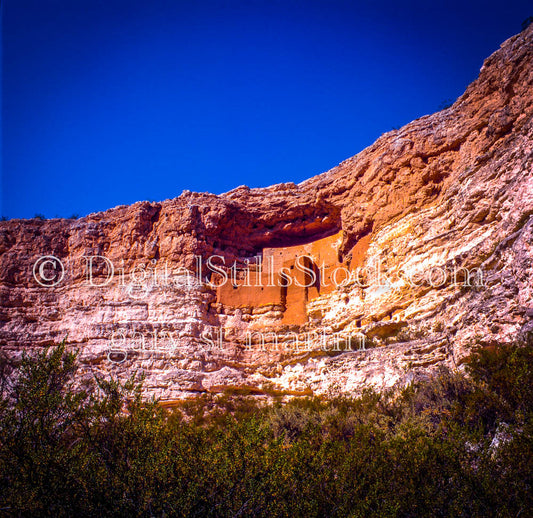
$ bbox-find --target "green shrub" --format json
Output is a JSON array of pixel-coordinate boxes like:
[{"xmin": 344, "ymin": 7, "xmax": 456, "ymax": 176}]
[
  {"xmin": 521, "ymin": 16, "xmax": 533, "ymax": 31},
  {"xmin": 0, "ymin": 341, "xmax": 532, "ymax": 516}
]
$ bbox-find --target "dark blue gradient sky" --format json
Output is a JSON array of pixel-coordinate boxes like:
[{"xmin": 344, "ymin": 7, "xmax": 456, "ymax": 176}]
[{"xmin": 1, "ymin": 0, "xmax": 532, "ymax": 219}]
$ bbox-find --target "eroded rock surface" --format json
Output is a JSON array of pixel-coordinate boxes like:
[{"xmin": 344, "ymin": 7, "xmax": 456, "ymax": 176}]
[{"xmin": 1, "ymin": 26, "xmax": 533, "ymax": 400}]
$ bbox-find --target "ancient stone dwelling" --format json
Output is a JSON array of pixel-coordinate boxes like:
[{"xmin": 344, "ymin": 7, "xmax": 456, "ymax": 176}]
[
  {"xmin": 2, "ymin": 26, "xmax": 531, "ymax": 401},
  {"xmin": 216, "ymin": 230, "xmax": 372, "ymax": 325}
]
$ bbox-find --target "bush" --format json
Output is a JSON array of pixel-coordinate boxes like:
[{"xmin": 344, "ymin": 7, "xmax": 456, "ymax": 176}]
[
  {"xmin": 0, "ymin": 341, "xmax": 532, "ymax": 516},
  {"xmin": 522, "ymin": 16, "xmax": 533, "ymax": 31}
]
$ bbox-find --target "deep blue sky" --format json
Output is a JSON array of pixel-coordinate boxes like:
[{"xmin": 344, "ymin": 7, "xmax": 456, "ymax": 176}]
[{"xmin": 1, "ymin": 0, "xmax": 532, "ymax": 219}]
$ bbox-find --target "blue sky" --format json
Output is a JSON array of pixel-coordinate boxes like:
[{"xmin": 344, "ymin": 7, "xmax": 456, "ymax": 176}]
[{"xmin": 1, "ymin": 0, "xmax": 532, "ymax": 219}]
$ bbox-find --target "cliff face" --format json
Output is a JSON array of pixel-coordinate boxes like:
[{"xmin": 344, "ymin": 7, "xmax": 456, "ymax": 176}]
[{"xmin": 1, "ymin": 26, "xmax": 533, "ymax": 400}]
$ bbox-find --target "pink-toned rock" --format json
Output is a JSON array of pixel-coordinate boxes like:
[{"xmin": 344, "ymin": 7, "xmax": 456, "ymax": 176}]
[{"xmin": 1, "ymin": 26, "xmax": 532, "ymax": 401}]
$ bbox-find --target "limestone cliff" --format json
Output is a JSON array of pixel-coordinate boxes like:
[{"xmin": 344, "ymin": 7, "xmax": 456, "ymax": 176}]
[{"xmin": 1, "ymin": 25, "xmax": 532, "ymax": 401}]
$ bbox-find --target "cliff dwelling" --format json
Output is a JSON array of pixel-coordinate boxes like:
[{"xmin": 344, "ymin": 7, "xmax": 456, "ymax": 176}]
[{"xmin": 215, "ymin": 230, "xmax": 372, "ymax": 325}]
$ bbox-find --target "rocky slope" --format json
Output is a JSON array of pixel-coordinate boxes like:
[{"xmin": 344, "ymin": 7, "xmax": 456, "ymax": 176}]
[{"xmin": 1, "ymin": 26, "xmax": 532, "ymax": 401}]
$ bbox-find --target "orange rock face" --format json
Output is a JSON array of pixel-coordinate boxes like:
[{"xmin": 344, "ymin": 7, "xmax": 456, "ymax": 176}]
[
  {"xmin": 1, "ymin": 26, "xmax": 533, "ymax": 400},
  {"xmin": 216, "ymin": 231, "xmax": 349, "ymax": 325}
]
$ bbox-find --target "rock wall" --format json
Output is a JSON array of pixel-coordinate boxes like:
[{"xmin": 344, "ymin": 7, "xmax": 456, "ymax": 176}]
[
  {"xmin": 1, "ymin": 25, "xmax": 533, "ymax": 401},
  {"xmin": 216, "ymin": 231, "xmax": 347, "ymax": 325}
]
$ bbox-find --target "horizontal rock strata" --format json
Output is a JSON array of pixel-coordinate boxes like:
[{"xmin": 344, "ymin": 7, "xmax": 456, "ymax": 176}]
[{"xmin": 1, "ymin": 26, "xmax": 532, "ymax": 400}]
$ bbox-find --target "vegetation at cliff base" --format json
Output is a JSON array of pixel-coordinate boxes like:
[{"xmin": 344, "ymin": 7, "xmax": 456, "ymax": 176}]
[{"xmin": 0, "ymin": 342, "xmax": 532, "ymax": 517}]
